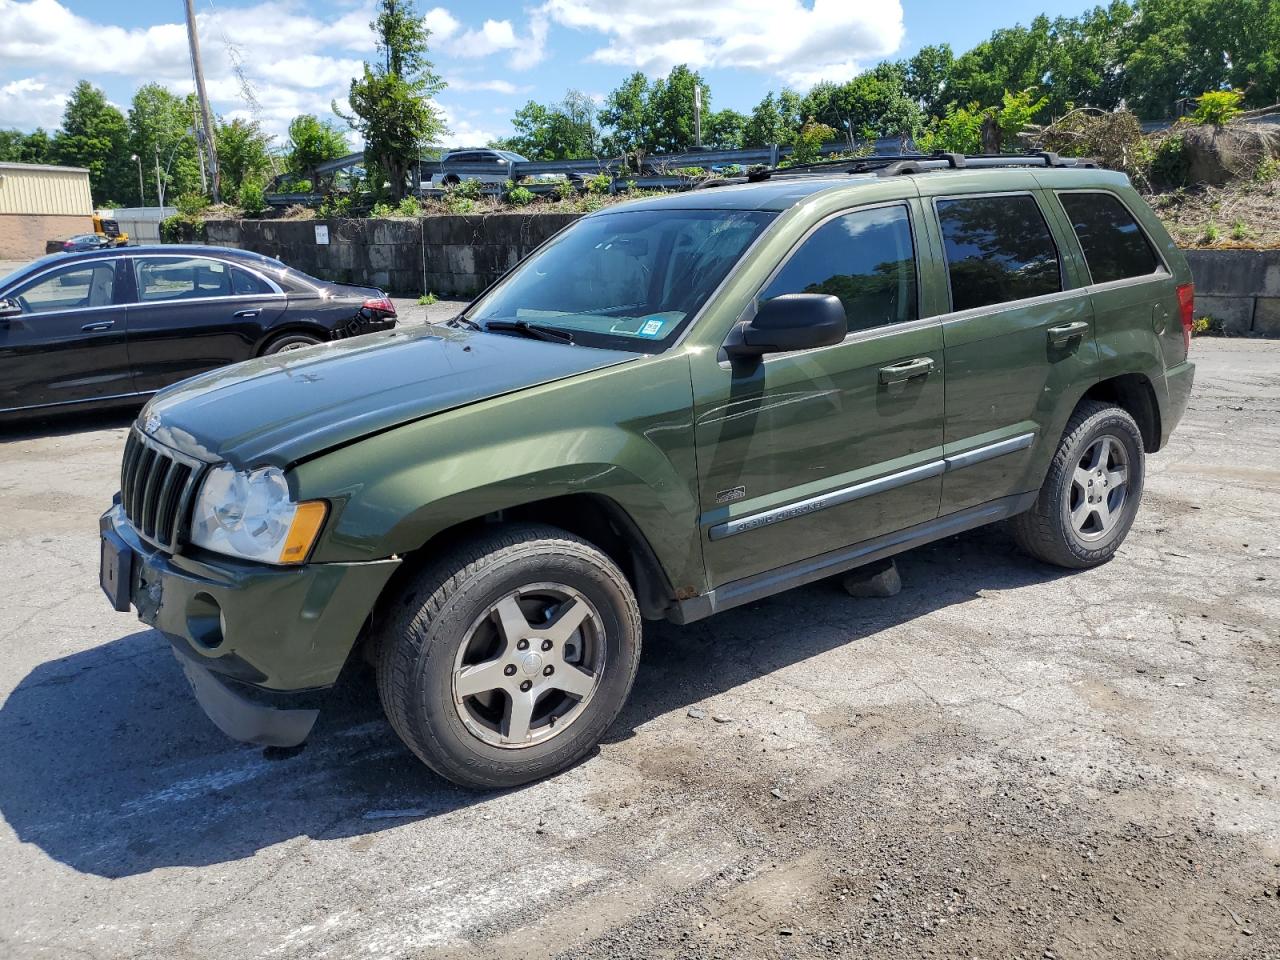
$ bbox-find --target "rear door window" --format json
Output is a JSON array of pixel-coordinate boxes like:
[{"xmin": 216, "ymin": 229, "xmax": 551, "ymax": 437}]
[
  {"xmin": 1058, "ymin": 192, "xmax": 1161, "ymax": 284},
  {"xmin": 134, "ymin": 257, "xmax": 234, "ymax": 302},
  {"xmin": 761, "ymin": 204, "xmax": 918, "ymax": 333},
  {"xmin": 937, "ymin": 194, "xmax": 1062, "ymax": 312}
]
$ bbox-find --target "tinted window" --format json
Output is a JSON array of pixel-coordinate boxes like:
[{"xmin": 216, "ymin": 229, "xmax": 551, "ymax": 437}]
[
  {"xmin": 469, "ymin": 209, "xmax": 773, "ymax": 351},
  {"xmin": 761, "ymin": 205, "xmax": 917, "ymax": 333},
  {"xmin": 231, "ymin": 266, "xmax": 273, "ymax": 295},
  {"xmin": 135, "ymin": 257, "xmax": 234, "ymax": 302},
  {"xmin": 13, "ymin": 262, "xmax": 115, "ymax": 313},
  {"xmin": 1059, "ymin": 192, "xmax": 1160, "ymax": 284},
  {"xmin": 938, "ymin": 195, "xmax": 1061, "ymax": 312}
]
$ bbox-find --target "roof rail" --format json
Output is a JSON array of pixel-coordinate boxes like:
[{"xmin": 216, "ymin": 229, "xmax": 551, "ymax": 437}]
[{"xmin": 742, "ymin": 151, "xmax": 1098, "ymax": 184}]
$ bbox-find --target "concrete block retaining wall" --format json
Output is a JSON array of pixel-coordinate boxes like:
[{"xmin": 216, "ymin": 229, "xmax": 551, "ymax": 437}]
[
  {"xmin": 205, "ymin": 214, "xmax": 582, "ymax": 298},
  {"xmin": 207, "ymin": 217, "xmax": 1280, "ymax": 337},
  {"xmin": 1183, "ymin": 249, "xmax": 1280, "ymax": 337}
]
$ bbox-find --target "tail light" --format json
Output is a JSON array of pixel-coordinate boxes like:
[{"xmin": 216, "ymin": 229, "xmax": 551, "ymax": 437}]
[
  {"xmin": 362, "ymin": 296, "xmax": 396, "ymax": 316},
  {"xmin": 1176, "ymin": 283, "xmax": 1195, "ymax": 354}
]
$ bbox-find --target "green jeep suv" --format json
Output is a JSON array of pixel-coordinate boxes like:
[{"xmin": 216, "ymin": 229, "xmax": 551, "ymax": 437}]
[{"xmin": 99, "ymin": 155, "xmax": 1196, "ymax": 788}]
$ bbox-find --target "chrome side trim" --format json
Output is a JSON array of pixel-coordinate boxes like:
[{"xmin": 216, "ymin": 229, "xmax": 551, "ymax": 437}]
[
  {"xmin": 707, "ymin": 432, "xmax": 1037, "ymax": 540},
  {"xmin": 708, "ymin": 461, "xmax": 945, "ymax": 541},
  {"xmin": 943, "ymin": 432, "xmax": 1035, "ymax": 471}
]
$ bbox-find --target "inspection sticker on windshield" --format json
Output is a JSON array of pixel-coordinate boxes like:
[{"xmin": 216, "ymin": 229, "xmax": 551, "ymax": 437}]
[{"xmin": 639, "ymin": 319, "xmax": 664, "ymax": 337}]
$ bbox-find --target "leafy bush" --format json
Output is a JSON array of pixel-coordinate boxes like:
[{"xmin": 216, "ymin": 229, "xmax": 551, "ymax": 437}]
[
  {"xmin": 417, "ymin": 292, "xmax": 438, "ymax": 306},
  {"xmin": 553, "ymin": 179, "xmax": 577, "ymax": 201},
  {"xmin": 293, "ymin": 178, "xmax": 313, "ymax": 193},
  {"xmin": 1188, "ymin": 90, "xmax": 1244, "ymax": 127},
  {"xmin": 585, "ymin": 172, "xmax": 612, "ymax": 195},
  {"xmin": 455, "ymin": 178, "xmax": 484, "ymax": 200},
  {"xmin": 396, "ymin": 196, "xmax": 422, "ymax": 216},
  {"xmin": 176, "ymin": 192, "xmax": 210, "ymax": 217},
  {"xmin": 1200, "ymin": 221, "xmax": 1220, "ymax": 244},
  {"xmin": 1192, "ymin": 315, "xmax": 1224, "ymax": 336},
  {"xmin": 239, "ymin": 179, "xmax": 267, "ymax": 216},
  {"xmin": 369, "ymin": 201, "xmax": 395, "ymax": 218},
  {"xmin": 504, "ymin": 183, "xmax": 536, "ymax": 206},
  {"xmin": 1149, "ymin": 134, "xmax": 1190, "ymax": 188},
  {"xmin": 160, "ymin": 213, "xmax": 206, "ymax": 244},
  {"xmin": 1256, "ymin": 156, "xmax": 1280, "ymax": 182},
  {"xmin": 317, "ymin": 193, "xmax": 354, "ymax": 218},
  {"xmin": 1231, "ymin": 220, "xmax": 1250, "ymax": 241},
  {"xmin": 670, "ymin": 166, "xmax": 707, "ymax": 178},
  {"xmin": 788, "ymin": 118, "xmax": 837, "ymax": 165}
]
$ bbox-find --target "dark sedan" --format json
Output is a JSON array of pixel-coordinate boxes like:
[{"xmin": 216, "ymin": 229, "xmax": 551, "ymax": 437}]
[{"xmin": 0, "ymin": 244, "xmax": 397, "ymax": 416}]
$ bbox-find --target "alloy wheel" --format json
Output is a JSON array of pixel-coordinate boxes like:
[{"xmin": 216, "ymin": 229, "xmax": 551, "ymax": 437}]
[
  {"xmin": 450, "ymin": 583, "xmax": 605, "ymax": 749},
  {"xmin": 1067, "ymin": 434, "xmax": 1129, "ymax": 541}
]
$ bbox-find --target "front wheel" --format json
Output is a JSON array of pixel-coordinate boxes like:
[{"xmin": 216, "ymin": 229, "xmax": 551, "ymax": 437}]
[
  {"xmin": 1011, "ymin": 400, "xmax": 1146, "ymax": 569},
  {"xmin": 375, "ymin": 525, "xmax": 642, "ymax": 789},
  {"xmin": 263, "ymin": 333, "xmax": 322, "ymax": 355}
]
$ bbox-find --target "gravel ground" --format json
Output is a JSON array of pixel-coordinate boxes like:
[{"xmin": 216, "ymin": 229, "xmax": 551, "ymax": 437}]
[{"xmin": 0, "ymin": 339, "xmax": 1276, "ymax": 960}]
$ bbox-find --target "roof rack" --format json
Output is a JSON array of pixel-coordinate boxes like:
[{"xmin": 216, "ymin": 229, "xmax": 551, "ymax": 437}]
[{"xmin": 734, "ymin": 151, "xmax": 1098, "ymax": 184}]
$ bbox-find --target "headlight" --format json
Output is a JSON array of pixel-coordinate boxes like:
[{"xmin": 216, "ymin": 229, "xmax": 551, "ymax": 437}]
[{"xmin": 190, "ymin": 464, "xmax": 327, "ymax": 564}]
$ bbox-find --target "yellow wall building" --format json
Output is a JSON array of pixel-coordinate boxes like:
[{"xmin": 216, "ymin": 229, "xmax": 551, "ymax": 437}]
[{"xmin": 0, "ymin": 162, "xmax": 94, "ymax": 259}]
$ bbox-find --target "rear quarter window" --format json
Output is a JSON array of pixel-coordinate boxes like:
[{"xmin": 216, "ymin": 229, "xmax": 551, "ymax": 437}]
[
  {"xmin": 1058, "ymin": 192, "xmax": 1161, "ymax": 284},
  {"xmin": 937, "ymin": 194, "xmax": 1062, "ymax": 312}
]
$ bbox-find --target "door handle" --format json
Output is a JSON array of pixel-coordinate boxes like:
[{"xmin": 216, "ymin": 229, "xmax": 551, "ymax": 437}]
[
  {"xmin": 1047, "ymin": 321, "xmax": 1090, "ymax": 346},
  {"xmin": 81, "ymin": 320, "xmax": 115, "ymax": 332},
  {"xmin": 233, "ymin": 309, "xmax": 261, "ymax": 319},
  {"xmin": 878, "ymin": 357, "xmax": 935, "ymax": 385}
]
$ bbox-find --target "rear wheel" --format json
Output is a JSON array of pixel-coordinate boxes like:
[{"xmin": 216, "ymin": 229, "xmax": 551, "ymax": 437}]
[
  {"xmin": 1011, "ymin": 400, "xmax": 1145, "ymax": 569},
  {"xmin": 263, "ymin": 332, "xmax": 322, "ymax": 355},
  {"xmin": 375, "ymin": 525, "xmax": 642, "ymax": 789}
]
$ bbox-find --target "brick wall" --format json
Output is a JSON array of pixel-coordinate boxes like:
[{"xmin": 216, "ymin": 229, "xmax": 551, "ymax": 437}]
[{"xmin": 0, "ymin": 213, "xmax": 93, "ymax": 259}]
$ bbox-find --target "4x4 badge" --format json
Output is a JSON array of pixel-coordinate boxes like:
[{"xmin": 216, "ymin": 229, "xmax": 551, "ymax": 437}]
[{"xmin": 715, "ymin": 485, "xmax": 746, "ymax": 504}]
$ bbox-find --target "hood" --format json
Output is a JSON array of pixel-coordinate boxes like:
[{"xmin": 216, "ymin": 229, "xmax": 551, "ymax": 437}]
[{"xmin": 144, "ymin": 324, "xmax": 635, "ymax": 468}]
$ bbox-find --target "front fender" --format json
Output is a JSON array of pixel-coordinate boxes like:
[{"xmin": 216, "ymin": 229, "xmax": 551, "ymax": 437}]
[{"xmin": 292, "ymin": 351, "xmax": 706, "ymax": 594}]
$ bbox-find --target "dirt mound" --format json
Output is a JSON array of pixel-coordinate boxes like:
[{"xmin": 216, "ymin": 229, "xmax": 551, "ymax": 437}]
[{"xmin": 1181, "ymin": 121, "xmax": 1280, "ymax": 185}]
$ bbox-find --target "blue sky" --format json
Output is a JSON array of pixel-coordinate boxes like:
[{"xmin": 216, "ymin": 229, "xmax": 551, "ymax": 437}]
[{"xmin": 0, "ymin": 0, "xmax": 1100, "ymax": 147}]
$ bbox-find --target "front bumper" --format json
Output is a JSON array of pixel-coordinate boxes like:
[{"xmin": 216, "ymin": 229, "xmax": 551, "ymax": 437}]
[{"xmin": 100, "ymin": 502, "xmax": 400, "ymax": 744}]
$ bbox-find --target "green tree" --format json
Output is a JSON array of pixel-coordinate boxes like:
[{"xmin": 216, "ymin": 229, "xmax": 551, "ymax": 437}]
[
  {"xmin": 337, "ymin": 0, "xmax": 447, "ymax": 201},
  {"xmin": 50, "ymin": 81, "xmax": 130, "ymax": 205},
  {"xmin": 802, "ymin": 63, "xmax": 924, "ymax": 145},
  {"xmin": 704, "ymin": 109, "xmax": 747, "ymax": 149},
  {"xmin": 285, "ymin": 114, "xmax": 349, "ymax": 179},
  {"xmin": 216, "ymin": 118, "xmax": 273, "ymax": 203},
  {"xmin": 599, "ymin": 72, "xmax": 650, "ymax": 155},
  {"xmin": 128, "ymin": 83, "xmax": 204, "ymax": 206},
  {"xmin": 498, "ymin": 90, "xmax": 600, "ymax": 159},
  {"xmin": 742, "ymin": 90, "xmax": 802, "ymax": 147},
  {"xmin": 643, "ymin": 65, "xmax": 711, "ymax": 153},
  {"xmin": 0, "ymin": 128, "xmax": 51, "ymax": 164},
  {"xmin": 904, "ymin": 44, "xmax": 956, "ymax": 119}
]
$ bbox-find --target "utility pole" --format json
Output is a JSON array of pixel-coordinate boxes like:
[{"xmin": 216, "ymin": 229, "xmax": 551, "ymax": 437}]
[{"xmin": 184, "ymin": 0, "xmax": 221, "ymax": 202}]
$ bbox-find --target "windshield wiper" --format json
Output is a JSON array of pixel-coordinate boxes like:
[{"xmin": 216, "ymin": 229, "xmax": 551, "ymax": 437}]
[
  {"xmin": 483, "ymin": 319, "xmax": 575, "ymax": 344},
  {"xmin": 446, "ymin": 314, "xmax": 482, "ymax": 331}
]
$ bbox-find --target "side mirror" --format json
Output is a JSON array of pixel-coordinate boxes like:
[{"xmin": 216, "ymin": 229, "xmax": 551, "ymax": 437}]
[
  {"xmin": 725, "ymin": 293, "xmax": 846, "ymax": 359},
  {"xmin": 0, "ymin": 298, "xmax": 22, "ymax": 319}
]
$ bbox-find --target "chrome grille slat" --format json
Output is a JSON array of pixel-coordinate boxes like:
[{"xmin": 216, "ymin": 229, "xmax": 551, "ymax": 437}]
[{"xmin": 119, "ymin": 427, "xmax": 206, "ymax": 551}]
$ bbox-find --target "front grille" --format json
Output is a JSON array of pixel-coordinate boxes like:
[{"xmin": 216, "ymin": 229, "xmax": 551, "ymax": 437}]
[{"xmin": 120, "ymin": 429, "xmax": 204, "ymax": 551}]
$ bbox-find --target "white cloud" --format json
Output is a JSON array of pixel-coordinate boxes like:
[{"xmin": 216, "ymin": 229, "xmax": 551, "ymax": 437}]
[
  {"xmin": 540, "ymin": 0, "xmax": 904, "ymax": 87},
  {"xmin": 423, "ymin": 6, "xmax": 460, "ymax": 41},
  {"xmin": 441, "ymin": 13, "xmax": 548, "ymax": 70},
  {"xmin": 436, "ymin": 103, "xmax": 499, "ymax": 148},
  {"xmin": 452, "ymin": 19, "xmax": 518, "ymax": 58},
  {"xmin": 0, "ymin": 77, "xmax": 67, "ymax": 130}
]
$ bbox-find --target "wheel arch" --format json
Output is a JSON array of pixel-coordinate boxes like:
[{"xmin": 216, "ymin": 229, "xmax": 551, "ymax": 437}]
[
  {"xmin": 256, "ymin": 322, "xmax": 331, "ymax": 355},
  {"xmin": 1081, "ymin": 372, "xmax": 1162, "ymax": 452},
  {"xmin": 372, "ymin": 492, "xmax": 680, "ymax": 625}
]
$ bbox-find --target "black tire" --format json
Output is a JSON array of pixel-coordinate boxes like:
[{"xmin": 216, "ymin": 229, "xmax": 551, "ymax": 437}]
[
  {"xmin": 1011, "ymin": 400, "xmax": 1146, "ymax": 569},
  {"xmin": 262, "ymin": 332, "xmax": 322, "ymax": 355},
  {"xmin": 375, "ymin": 524, "xmax": 642, "ymax": 789},
  {"xmin": 441, "ymin": 174, "xmax": 460, "ymax": 187}
]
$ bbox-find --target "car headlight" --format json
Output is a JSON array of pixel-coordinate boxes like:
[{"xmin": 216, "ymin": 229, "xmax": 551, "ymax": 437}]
[{"xmin": 190, "ymin": 464, "xmax": 327, "ymax": 565}]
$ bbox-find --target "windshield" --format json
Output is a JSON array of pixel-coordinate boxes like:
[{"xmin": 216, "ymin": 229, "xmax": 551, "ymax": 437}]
[{"xmin": 467, "ymin": 208, "xmax": 775, "ymax": 351}]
